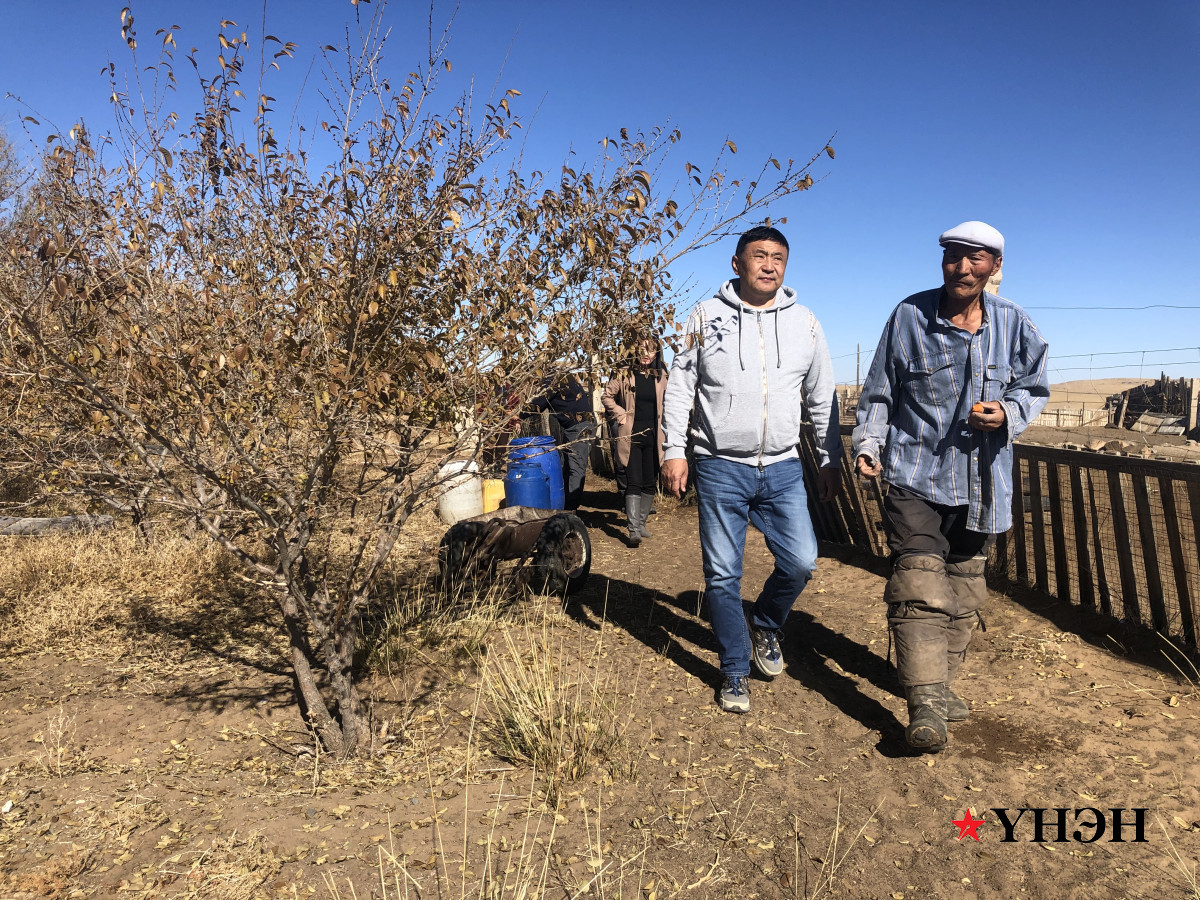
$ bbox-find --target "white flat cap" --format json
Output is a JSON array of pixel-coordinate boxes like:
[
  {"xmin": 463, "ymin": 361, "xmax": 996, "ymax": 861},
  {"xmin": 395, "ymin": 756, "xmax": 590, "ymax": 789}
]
[{"xmin": 938, "ymin": 221, "xmax": 1004, "ymax": 256}]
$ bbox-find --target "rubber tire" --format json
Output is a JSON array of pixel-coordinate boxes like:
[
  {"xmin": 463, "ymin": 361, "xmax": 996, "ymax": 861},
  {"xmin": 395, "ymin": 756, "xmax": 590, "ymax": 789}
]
[{"xmin": 530, "ymin": 513, "xmax": 592, "ymax": 596}]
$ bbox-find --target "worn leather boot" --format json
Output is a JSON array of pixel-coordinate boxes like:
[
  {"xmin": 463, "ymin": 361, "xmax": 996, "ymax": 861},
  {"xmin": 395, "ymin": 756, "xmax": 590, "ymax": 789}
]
[
  {"xmin": 944, "ymin": 624, "xmax": 974, "ymax": 722},
  {"xmin": 942, "ymin": 683, "xmax": 970, "ymax": 723},
  {"xmin": 905, "ymin": 684, "xmax": 948, "ymax": 752},
  {"xmin": 624, "ymin": 494, "xmax": 641, "ymax": 547},
  {"xmin": 635, "ymin": 492, "xmax": 651, "ymax": 539},
  {"xmin": 886, "ymin": 554, "xmax": 955, "ymax": 751},
  {"xmin": 945, "ymin": 556, "xmax": 987, "ymax": 724}
]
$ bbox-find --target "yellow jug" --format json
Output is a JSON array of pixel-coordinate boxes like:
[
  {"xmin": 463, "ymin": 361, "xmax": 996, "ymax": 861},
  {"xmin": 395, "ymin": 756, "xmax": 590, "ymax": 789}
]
[{"xmin": 481, "ymin": 478, "xmax": 506, "ymax": 514}]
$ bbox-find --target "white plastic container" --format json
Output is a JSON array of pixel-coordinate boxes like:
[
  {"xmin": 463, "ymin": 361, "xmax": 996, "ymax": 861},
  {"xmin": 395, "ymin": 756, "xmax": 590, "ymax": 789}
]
[{"xmin": 436, "ymin": 461, "xmax": 484, "ymax": 525}]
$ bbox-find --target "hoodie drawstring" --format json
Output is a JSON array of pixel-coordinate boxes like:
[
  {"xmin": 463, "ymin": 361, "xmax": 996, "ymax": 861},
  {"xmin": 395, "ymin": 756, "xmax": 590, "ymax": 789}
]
[
  {"xmin": 738, "ymin": 306, "xmax": 782, "ymax": 370},
  {"xmin": 774, "ymin": 312, "xmax": 781, "ymax": 368},
  {"xmin": 737, "ymin": 313, "xmax": 745, "ymax": 371}
]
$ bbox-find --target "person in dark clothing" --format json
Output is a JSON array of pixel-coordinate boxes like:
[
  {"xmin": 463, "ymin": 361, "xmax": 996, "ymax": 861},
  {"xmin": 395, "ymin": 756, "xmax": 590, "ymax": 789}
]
[
  {"xmin": 531, "ymin": 373, "xmax": 595, "ymax": 510},
  {"xmin": 602, "ymin": 338, "xmax": 668, "ymax": 545}
]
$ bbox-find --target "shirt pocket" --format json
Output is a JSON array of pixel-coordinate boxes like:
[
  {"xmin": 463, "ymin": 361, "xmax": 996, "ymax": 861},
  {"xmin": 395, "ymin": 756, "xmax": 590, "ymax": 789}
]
[
  {"xmin": 981, "ymin": 362, "xmax": 1013, "ymax": 403},
  {"xmin": 903, "ymin": 351, "xmax": 956, "ymax": 407}
]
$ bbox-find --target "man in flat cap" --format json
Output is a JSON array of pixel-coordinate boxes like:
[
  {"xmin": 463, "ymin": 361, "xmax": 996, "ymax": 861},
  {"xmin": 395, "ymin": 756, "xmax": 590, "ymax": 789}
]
[{"xmin": 852, "ymin": 221, "xmax": 1049, "ymax": 752}]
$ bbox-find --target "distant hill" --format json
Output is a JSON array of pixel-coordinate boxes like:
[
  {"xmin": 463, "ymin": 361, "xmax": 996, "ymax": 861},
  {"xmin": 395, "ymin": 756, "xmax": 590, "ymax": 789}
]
[
  {"xmin": 1048, "ymin": 378, "xmax": 1153, "ymax": 409},
  {"xmin": 837, "ymin": 377, "xmax": 1164, "ymax": 411}
]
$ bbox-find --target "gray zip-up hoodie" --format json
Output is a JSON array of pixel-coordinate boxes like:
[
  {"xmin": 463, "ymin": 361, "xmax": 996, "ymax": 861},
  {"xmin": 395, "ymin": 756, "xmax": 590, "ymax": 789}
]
[{"xmin": 661, "ymin": 280, "xmax": 841, "ymax": 468}]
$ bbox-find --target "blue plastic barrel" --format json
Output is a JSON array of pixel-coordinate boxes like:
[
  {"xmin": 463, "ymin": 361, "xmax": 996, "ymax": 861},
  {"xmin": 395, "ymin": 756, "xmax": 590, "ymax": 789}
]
[
  {"xmin": 503, "ymin": 461, "xmax": 552, "ymax": 510},
  {"xmin": 508, "ymin": 436, "xmax": 565, "ymax": 509}
]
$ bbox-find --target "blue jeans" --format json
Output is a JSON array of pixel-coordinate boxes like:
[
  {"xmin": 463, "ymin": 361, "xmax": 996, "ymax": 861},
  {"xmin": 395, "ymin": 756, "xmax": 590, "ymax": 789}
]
[{"xmin": 694, "ymin": 456, "xmax": 818, "ymax": 676}]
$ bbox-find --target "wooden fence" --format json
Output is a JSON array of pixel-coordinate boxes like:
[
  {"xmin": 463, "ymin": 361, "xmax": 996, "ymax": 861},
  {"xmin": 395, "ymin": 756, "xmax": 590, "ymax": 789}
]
[
  {"xmin": 798, "ymin": 424, "xmax": 1200, "ymax": 651},
  {"xmin": 1030, "ymin": 407, "xmax": 1111, "ymax": 428}
]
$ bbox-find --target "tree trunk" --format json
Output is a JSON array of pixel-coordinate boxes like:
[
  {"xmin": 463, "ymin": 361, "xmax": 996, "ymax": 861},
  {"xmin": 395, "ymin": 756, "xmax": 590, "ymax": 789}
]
[
  {"xmin": 278, "ymin": 590, "xmax": 346, "ymax": 757},
  {"xmin": 323, "ymin": 624, "xmax": 362, "ymax": 758}
]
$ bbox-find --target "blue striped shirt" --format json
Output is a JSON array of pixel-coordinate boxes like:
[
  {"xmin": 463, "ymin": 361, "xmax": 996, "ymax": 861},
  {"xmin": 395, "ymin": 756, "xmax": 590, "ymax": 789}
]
[{"xmin": 852, "ymin": 289, "xmax": 1049, "ymax": 533}]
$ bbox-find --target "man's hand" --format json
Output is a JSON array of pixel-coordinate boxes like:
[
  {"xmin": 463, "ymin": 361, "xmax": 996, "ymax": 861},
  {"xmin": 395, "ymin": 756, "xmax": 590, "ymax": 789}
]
[
  {"xmin": 968, "ymin": 400, "xmax": 1006, "ymax": 432},
  {"xmin": 855, "ymin": 453, "xmax": 882, "ymax": 479},
  {"xmin": 817, "ymin": 467, "xmax": 841, "ymax": 502},
  {"xmin": 661, "ymin": 458, "xmax": 689, "ymax": 498}
]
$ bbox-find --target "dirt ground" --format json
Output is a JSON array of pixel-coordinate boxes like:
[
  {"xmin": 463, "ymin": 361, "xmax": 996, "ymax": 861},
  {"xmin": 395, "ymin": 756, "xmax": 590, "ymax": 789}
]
[
  {"xmin": 1018, "ymin": 423, "xmax": 1200, "ymax": 461},
  {"xmin": 2, "ymin": 479, "xmax": 1200, "ymax": 899}
]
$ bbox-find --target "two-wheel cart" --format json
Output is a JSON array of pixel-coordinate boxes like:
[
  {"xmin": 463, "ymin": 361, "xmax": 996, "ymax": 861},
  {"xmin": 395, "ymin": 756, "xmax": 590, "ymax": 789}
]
[{"xmin": 438, "ymin": 505, "xmax": 591, "ymax": 598}]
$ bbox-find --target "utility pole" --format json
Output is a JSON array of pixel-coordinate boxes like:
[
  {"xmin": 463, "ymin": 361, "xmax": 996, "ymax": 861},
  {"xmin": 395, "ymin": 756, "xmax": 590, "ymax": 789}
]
[{"xmin": 856, "ymin": 344, "xmax": 861, "ymax": 393}]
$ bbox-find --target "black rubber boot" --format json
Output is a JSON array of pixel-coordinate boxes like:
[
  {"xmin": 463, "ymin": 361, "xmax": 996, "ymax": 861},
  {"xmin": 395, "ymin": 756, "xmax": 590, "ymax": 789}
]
[{"xmin": 905, "ymin": 684, "xmax": 948, "ymax": 752}]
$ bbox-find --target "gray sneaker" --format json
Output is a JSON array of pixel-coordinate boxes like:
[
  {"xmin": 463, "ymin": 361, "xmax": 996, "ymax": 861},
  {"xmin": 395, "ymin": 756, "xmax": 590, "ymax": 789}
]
[
  {"xmin": 719, "ymin": 676, "xmax": 750, "ymax": 713},
  {"xmin": 749, "ymin": 623, "xmax": 785, "ymax": 679}
]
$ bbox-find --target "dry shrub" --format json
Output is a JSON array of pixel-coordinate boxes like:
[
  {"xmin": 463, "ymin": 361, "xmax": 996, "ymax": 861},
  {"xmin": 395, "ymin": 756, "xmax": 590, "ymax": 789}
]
[
  {"xmin": 481, "ymin": 605, "xmax": 638, "ymax": 800},
  {"xmin": 324, "ymin": 783, "xmax": 647, "ymax": 900},
  {"xmin": 28, "ymin": 704, "xmax": 91, "ymax": 778},
  {"xmin": 366, "ymin": 575, "xmax": 640, "ymax": 794},
  {"xmin": 0, "ymin": 526, "xmax": 226, "ymax": 655},
  {"xmin": 366, "ymin": 562, "xmax": 519, "ymax": 678}
]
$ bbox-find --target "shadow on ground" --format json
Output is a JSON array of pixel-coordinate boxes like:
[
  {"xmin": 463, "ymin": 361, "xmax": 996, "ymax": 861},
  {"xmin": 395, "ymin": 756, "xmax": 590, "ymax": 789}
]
[{"xmin": 563, "ymin": 554, "xmax": 914, "ymax": 755}]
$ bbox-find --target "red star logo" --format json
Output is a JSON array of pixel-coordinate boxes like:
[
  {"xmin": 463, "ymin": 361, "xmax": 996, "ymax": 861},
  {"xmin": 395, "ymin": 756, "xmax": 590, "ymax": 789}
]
[{"xmin": 953, "ymin": 808, "xmax": 985, "ymax": 841}]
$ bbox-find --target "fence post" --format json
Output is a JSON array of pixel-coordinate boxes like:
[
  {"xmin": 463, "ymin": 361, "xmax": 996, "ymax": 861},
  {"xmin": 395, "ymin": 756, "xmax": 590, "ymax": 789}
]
[
  {"xmin": 1087, "ymin": 469, "xmax": 1114, "ymax": 619},
  {"xmin": 1131, "ymin": 474, "xmax": 1167, "ymax": 634},
  {"xmin": 1012, "ymin": 452, "xmax": 1028, "ymax": 585},
  {"xmin": 1159, "ymin": 477, "xmax": 1196, "ymax": 648},
  {"xmin": 1069, "ymin": 466, "xmax": 1096, "ymax": 611},
  {"xmin": 1107, "ymin": 471, "xmax": 1142, "ymax": 624},
  {"xmin": 1029, "ymin": 458, "xmax": 1049, "ymax": 594},
  {"xmin": 1046, "ymin": 462, "xmax": 1071, "ymax": 602}
]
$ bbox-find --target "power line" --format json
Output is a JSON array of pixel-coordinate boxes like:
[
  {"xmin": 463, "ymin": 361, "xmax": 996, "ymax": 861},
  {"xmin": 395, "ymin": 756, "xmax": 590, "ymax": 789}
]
[
  {"xmin": 837, "ymin": 358, "xmax": 1199, "ymax": 380},
  {"xmin": 1054, "ymin": 345, "xmax": 1200, "ymax": 359},
  {"xmin": 1049, "ymin": 359, "xmax": 1200, "ymax": 373},
  {"xmin": 832, "ymin": 344, "xmax": 1200, "ymax": 363},
  {"xmin": 1024, "ymin": 304, "xmax": 1200, "ymax": 310},
  {"xmin": 833, "ymin": 345, "xmax": 1199, "ymax": 386}
]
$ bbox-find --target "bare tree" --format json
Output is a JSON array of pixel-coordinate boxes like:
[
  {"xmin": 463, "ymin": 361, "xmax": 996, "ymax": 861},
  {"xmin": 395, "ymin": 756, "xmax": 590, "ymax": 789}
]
[{"xmin": 0, "ymin": 3, "xmax": 833, "ymax": 756}]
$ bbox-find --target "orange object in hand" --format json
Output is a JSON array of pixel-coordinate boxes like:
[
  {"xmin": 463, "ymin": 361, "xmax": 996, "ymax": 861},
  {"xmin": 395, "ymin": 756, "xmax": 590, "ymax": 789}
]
[{"xmin": 971, "ymin": 402, "xmax": 985, "ymax": 413}]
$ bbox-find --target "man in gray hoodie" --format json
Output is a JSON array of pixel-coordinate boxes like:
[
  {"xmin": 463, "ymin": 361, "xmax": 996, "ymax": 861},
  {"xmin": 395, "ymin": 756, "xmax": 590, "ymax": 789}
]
[{"xmin": 661, "ymin": 226, "xmax": 841, "ymax": 713}]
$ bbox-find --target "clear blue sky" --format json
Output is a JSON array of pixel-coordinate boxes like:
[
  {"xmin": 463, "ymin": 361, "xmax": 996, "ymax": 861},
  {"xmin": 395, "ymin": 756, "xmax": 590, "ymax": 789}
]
[{"xmin": 4, "ymin": 1, "xmax": 1198, "ymax": 388}]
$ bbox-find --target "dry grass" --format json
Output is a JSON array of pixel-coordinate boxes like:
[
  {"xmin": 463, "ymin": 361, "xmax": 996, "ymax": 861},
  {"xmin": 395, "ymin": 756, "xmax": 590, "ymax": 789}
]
[
  {"xmin": 0, "ymin": 525, "xmax": 228, "ymax": 656},
  {"xmin": 480, "ymin": 603, "xmax": 639, "ymax": 802},
  {"xmin": 0, "ymin": 517, "xmax": 658, "ymax": 900},
  {"xmin": 27, "ymin": 704, "xmax": 90, "ymax": 778},
  {"xmin": 324, "ymin": 594, "xmax": 649, "ymax": 900},
  {"xmin": 323, "ymin": 781, "xmax": 648, "ymax": 900},
  {"xmin": 366, "ymin": 573, "xmax": 515, "ymax": 679},
  {"xmin": 1159, "ymin": 633, "xmax": 1200, "ymax": 700},
  {"xmin": 1158, "ymin": 817, "xmax": 1200, "ymax": 900},
  {"xmin": 998, "ymin": 628, "xmax": 1080, "ymax": 664},
  {"xmin": 154, "ymin": 831, "xmax": 283, "ymax": 899},
  {"xmin": 794, "ymin": 792, "xmax": 885, "ymax": 900}
]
